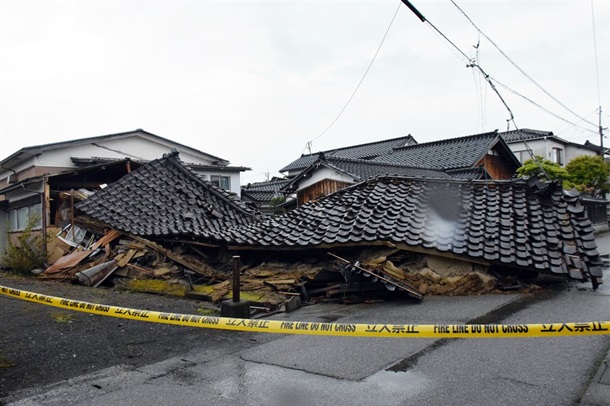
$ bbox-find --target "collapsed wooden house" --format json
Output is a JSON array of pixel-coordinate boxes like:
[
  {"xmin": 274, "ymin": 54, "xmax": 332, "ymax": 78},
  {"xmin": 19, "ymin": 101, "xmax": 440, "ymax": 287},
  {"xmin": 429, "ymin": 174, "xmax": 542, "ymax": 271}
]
[{"xmin": 38, "ymin": 152, "xmax": 604, "ymax": 312}]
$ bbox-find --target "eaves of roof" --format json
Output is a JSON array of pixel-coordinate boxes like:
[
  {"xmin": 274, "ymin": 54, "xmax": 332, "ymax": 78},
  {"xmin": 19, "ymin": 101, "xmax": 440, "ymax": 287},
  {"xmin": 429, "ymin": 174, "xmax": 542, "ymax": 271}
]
[
  {"xmin": 0, "ymin": 159, "xmax": 141, "ymax": 194},
  {"xmin": 187, "ymin": 164, "xmax": 252, "ymax": 172}
]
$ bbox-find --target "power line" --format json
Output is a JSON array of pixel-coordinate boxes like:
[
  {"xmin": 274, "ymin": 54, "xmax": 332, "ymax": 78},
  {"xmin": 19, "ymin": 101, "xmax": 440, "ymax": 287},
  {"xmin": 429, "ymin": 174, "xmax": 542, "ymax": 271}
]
[
  {"xmin": 401, "ymin": 0, "xmax": 550, "ymax": 180},
  {"xmin": 450, "ymin": 0, "xmax": 599, "ymax": 129},
  {"xmin": 489, "ymin": 77, "xmax": 599, "ymax": 135},
  {"xmin": 305, "ymin": 1, "xmax": 402, "ymax": 151},
  {"xmin": 411, "ymin": 1, "xmax": 599, "ymax": 136},
  {"xmin": 590, "ymin": 0, "xmax": 606, "ymax": 156},
  {"xmin": 590, "ymin": 0, "xmax": 602, "ymax": 108}
]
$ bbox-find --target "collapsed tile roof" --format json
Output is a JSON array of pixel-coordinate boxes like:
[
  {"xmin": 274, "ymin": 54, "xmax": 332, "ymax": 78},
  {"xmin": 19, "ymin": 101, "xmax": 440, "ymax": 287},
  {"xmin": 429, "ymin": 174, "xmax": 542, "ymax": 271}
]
[
  {"xmin": 372, "ymin": 131, "xmax": 517, "ymax": 171},
  {"xmin": 76, "ymin": 151, "xmax": 262, "ymax": 238},
  {"xmin": 220, "ymin": 175, "xmax": 603, "ymax": 285},
  {"xmin": 280, "ymin": 135, "xmax": 417, "ymax": 173}
]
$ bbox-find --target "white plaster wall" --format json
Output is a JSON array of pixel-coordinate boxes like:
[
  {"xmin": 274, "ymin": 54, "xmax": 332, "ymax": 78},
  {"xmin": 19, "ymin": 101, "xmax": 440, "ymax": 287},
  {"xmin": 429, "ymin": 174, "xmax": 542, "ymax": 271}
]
[
  {"xmin": 39, "ymin": 137, "xmax": 217, "ymax": 166},
  {"xmin": 1, "ymin": 135, "xmax": 247, "ymax": 193},
  {"xmin": 508, "ymin": 138, "xmax": 564, "ymax": 164},
  {"xmin": 297, "ymin": 167, "xmax": 355, "ymax": 190},
  {"xmin": 565, "ymin": 145, "xmax": 597, "ymax": 163}
]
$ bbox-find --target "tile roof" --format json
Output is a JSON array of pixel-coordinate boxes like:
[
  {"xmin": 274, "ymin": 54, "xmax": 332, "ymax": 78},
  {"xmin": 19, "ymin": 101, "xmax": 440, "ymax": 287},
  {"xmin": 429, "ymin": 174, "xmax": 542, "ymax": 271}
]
[
  {"xmin": 500, "ymin": 129, "xmax": 554, "ymax": 143},
  {"xmin": 220, "ymin": 175, "xmax": 603, "ymax": 284},
  {"xmin": 279, "ymin": 135, "xmax": 416, "ymax": 173},
  {"xmin": 241, "ymin": 178, "xmax": 291, "ymax": 203},
  {"xmin": 282, "ymin": 157, "xmax": 450, "ymax": 194},
  {"xmin": 371, "ymin": 131, "xmax": 505, "ymax": 170},
  {"xmin": 501, "ymin": 129, "xmax": 605, "ymax": 153},
  {"xmin": 445, "ymin": 167, "xmax": 488, "ymax": 180},
  {"xmin": 320, "ymin": 157, "xmax": 450, "ymax": 181},
  {"xmin": 76, "ymin": 152, "xmax": 262, "ymax": 238}
]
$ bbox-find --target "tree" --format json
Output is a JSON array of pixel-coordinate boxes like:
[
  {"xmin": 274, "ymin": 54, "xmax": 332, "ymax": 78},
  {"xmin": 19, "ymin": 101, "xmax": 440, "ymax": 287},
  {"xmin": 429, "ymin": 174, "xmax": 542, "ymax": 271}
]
[
  {"xmin": 516, "ymin": 156, "xmax": 569, "ymax": 183},
  {"xmin": 3, "ymin": 214, "xmax": 49, "ymax": 274},
  {"xmin": 269, "ymin": 195, "xmax": 286, "ymax": 216},
  {"xmin": 565, "ymin": 155, "xmax": 610, "ymax": 197}
]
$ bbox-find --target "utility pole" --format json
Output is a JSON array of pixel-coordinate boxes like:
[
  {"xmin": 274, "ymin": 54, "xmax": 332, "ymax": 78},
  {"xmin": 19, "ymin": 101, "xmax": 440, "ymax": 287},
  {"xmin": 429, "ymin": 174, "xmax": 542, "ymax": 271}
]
[{"xmin": 599, "ymin": 106, "xmax": 606, "ymax": 158}]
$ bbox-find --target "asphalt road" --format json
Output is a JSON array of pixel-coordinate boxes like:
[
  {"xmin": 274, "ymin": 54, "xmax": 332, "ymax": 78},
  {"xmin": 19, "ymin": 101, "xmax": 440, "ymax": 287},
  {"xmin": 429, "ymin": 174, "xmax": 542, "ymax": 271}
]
[
  {"xmin": 3, "ymin": 271, "xmax": 609, "ymax": 406},
  {"xmin": 2, "ymin": 230, "xmax": 609, "ymax": 405}
]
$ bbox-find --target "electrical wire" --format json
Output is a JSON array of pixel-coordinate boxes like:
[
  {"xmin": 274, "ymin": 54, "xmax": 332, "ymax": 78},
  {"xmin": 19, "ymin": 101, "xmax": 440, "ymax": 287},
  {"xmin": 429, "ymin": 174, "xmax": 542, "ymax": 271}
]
[
  {"xmin": 555, "ymin": 108, "xmax": 600, "ymax": 137},
  {"xmin": 305, "ymin": 1, "xmax": 402, "ymax": 151},
  {"xmin": 489, "ymin": 77, "xmax": 599, "ymax": 135},
  {"xmin": 401, "ymin": 0, "xmax": 550, "ymax": 180},
  {"xmin": 450, "ymin": 0, "xmax": 599, "ymax": 130},
  {"xmin": 590, "ymin": 0, "xmax": 602, "ymax": 109}
]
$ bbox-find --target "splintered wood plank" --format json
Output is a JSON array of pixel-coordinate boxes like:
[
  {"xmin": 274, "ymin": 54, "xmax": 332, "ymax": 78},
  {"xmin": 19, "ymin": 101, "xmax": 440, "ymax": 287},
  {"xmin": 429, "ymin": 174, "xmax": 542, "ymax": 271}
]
[{"xmin": 128, "ymin": 234, "xmax": 218, "ymax": 277}]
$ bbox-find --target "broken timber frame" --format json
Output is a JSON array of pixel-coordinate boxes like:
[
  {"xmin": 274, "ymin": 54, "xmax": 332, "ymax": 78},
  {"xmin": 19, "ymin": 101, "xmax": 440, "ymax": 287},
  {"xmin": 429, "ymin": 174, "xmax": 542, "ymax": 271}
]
[
  {"xmin": 328, "ymin": 252, "xmax": 423, "ymax": 301},
  {"xmin": 127, "ymin": 234, "xmax": 220, "ymax": 278}
]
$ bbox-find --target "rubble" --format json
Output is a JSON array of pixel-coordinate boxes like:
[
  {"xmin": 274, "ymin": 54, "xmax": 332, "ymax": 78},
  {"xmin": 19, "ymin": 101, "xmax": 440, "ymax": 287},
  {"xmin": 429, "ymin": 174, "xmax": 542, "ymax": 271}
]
[
  {"xmin": 38, "ymin": 226, "xmax": 525, "ymax": 314},
  {"xmin": 28, "ymin": 152, "xmax": 604, "ymax": 315}
]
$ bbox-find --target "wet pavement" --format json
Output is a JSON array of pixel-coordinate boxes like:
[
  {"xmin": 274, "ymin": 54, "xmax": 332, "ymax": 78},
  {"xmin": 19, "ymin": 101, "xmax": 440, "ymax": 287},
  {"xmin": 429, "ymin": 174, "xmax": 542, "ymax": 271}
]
[{"xmin": 1, "ymin": 232, "xmax": 609, "ymax": 406}]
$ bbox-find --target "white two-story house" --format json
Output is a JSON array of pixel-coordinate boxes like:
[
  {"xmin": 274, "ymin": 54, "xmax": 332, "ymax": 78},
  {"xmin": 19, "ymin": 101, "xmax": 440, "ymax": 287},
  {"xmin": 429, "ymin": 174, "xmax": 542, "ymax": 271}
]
[{"xmin": 0, "ymin": 129, "xmax": 249, "ymax": 263}]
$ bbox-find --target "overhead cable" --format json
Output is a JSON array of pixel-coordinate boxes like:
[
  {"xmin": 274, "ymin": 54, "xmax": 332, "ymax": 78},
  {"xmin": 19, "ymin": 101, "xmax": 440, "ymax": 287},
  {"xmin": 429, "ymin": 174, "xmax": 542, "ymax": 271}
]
[
  {"xmin": 305, "ymin": 1, "xmax": 402, "ymax": 152},
  {"xmin": 401, "ymin": 0, "xmax": 550, "ymax": 180},
  {"xmin": 450, "ymin": 0, "xmax": 598, "ymax": 129}
]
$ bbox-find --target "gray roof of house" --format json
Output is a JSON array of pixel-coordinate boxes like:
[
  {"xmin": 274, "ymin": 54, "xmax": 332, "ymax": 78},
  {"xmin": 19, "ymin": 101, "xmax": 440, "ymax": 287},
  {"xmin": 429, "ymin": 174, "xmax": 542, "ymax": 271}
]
[
  {"xmin": 501, "ymin": 129, "xmax": 605, "ymax": 154},
  {"xmin": 76, "ymin": 152, "xmax": 262, "ymax": 238},
  {"xmin": 500, "ymin": 128, "xmax": 554, "ymax": 143},
  {"xmin": 279, "ymin": 135, "xmax": 416, "ymax": 173},
  {"xmin": 219, "ymin": 175, "xmax": 603, "ymax": 282},
  {"xmin": 241, "ymin": 179, "xmax": 291, "ymax": 203},
  {"xmin": 282, "ymin": 157, "xmax": 451, "ymax": 194},
  {"xmin": 1, "ymin": 129, "xmax": 230, "ymax": 169},
  {"xmin": 371, "ymin": 131, "xmax": 514, "ymax": 170},
  {"xmin": 319, "ymin": 157, "xmax": 450, "ymax": 181}
]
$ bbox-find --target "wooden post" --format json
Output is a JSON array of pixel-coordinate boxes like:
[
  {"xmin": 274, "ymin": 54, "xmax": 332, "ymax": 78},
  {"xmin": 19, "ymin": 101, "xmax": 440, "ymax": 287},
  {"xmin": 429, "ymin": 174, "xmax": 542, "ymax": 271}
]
[{"xmin": 231, "ymin": 256, "xmax": 240, "ymax": 302}]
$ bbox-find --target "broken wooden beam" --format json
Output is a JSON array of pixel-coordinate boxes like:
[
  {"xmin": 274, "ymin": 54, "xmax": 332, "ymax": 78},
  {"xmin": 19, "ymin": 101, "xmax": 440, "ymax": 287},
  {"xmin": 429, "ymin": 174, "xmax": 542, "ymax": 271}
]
[
  {"xmin": 328, "ymin": 252, "xmax": 423, "ymax": 300},
  {"xmin": 127, "ymin": 234, "xmax": 218, "ymax": 278}
]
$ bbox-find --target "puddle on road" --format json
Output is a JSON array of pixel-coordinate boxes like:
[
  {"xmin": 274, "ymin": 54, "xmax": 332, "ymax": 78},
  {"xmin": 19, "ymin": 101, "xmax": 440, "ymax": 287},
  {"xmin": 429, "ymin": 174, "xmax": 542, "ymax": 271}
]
[{"xmin": 364, "ymin": 369, "xmax": 429, "ymax": 394}]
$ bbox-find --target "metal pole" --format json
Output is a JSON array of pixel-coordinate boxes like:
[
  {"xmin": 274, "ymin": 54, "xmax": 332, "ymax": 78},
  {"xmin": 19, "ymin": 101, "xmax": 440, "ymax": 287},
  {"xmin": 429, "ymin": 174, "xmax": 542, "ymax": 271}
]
[
  {"xmin": 231, "ymin": 256, "xmax": 240, "ymax": 302},
  {"xmin": 70, "ymin": 190, "xmax": 75, "ymax": 241},
  {"xmin": 599, "ymin": 106, "xmax": 604, "ymax": 158}
]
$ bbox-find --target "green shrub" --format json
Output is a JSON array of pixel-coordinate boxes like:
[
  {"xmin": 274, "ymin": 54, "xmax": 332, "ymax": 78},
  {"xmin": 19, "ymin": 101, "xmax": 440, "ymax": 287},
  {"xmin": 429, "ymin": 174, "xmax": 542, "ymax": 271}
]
[{"xmin": 3, "ymin": 214, "xmax": 49, "ymax": 274}]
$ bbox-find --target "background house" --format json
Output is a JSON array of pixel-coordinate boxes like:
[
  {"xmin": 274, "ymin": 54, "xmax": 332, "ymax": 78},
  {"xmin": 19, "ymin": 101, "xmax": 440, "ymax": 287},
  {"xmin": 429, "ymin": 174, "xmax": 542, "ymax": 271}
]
[
  {"xmin": 276, "ymin": 130, "xmax": 520, "ymax": 208},
  {"xmin": 279, "ymin": 135, "xmax": 417, "ymax": 178},
  {"xmin": 241, "ymin": 178, "xmax": 291, "ymax": 215},
  {"xmin": 500, "ymin": 128, "xmax": 603, "ymax": 165},
  {"xmin": 0, "ymin": 129, "xmax": 250, "ymax": 264},
  {"xmin": 282, "ymin": 156, "xmax": 449, "ymax": 208}
]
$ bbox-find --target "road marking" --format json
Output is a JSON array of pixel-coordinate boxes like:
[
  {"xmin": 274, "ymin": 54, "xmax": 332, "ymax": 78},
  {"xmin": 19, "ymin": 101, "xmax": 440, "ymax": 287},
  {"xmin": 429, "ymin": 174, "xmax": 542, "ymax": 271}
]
[{"xmin": 1, "ymin": 284, "xmax": 608, "ymax": 338}]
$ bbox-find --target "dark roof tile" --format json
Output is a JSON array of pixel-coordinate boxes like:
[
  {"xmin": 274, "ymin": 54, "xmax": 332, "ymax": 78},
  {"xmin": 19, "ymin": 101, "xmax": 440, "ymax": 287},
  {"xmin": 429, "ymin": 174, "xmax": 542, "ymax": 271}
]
[
  {"xmin": 77, "ymin": 152, "xmax": 262, "ymax": 238},
  {"xmin": 215, "ymin": 175, "xmax": 602, "ymax": 285}
]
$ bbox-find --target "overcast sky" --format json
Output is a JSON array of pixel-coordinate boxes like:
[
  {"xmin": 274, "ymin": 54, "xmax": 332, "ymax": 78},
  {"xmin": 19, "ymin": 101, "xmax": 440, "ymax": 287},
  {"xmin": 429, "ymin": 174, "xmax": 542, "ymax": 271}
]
[{"xmin": 1, "ymin": 0, "xmax": 608, "ymax": 184}]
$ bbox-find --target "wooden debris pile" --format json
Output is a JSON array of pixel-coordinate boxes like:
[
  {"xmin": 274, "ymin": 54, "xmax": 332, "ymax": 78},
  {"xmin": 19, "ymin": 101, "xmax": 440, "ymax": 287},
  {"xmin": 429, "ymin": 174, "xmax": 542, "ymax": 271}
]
[
  {"xmin": 357, "ymin": 248, "xmax": 502, "ymax": 296},
  {"xmin": 38, "ymin": 226, "xmax": 336, "ymax": 312},
  {"xmin": 38, "ymin": 226, "xmax": 525, "ymax": 314}
]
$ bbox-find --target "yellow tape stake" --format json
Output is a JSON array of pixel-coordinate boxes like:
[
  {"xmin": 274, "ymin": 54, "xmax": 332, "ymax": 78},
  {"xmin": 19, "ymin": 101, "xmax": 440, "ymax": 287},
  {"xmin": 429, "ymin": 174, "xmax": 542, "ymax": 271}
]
[{"xmin": 1, "ymin": 284, "xmax": 609, "ymax": 338}]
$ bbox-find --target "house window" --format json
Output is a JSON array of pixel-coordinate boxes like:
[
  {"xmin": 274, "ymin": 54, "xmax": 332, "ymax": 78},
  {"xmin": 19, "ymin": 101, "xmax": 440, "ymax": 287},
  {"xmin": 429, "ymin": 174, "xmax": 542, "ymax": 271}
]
[
  {"xmin": 552, "ymin": 148, "xmax": 564, "ymax": 165},
  {"xmin": 8, "ymin": 203, "xmax": 42, "ymax": 231},
  {"xmin": 211, "ymin": 175, "xmax": 231, "ymax": 191}
]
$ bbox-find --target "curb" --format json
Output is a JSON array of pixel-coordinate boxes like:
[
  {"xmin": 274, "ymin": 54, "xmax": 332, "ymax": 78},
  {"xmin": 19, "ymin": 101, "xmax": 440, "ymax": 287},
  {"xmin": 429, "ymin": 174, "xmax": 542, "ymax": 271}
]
[{"xmin": 580, "ymin": 350, "xmax": 610, "ymax": 405}]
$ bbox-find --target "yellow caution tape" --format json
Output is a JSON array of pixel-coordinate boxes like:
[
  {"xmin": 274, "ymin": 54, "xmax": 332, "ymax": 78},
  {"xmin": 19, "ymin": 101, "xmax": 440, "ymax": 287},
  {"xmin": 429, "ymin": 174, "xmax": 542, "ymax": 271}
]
[{"xmin": 1, "ymin": 284, "xmax": 609, "ymax": 338}]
